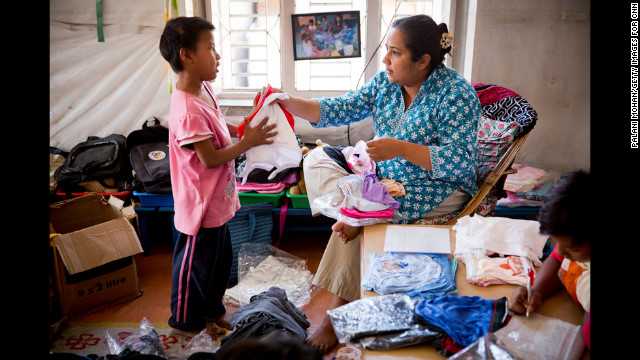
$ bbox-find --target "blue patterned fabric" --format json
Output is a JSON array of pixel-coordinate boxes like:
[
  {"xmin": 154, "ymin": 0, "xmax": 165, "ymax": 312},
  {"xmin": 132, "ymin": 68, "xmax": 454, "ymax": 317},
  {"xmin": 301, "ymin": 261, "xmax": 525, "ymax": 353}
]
[
  {"xmin": 361, "ymin": 252, "xmax": 458, "ymax": 299},
  {"xmin": 313, "ymin": 65, "xmax": 481, "ymax": 222}
]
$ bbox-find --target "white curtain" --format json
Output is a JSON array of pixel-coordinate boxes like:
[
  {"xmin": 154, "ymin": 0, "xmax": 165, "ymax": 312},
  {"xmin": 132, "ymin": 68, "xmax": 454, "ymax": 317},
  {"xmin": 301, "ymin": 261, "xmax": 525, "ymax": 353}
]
[{"xmin": 50, "ymin": 0, "xmax": 175, "ymax": 151}]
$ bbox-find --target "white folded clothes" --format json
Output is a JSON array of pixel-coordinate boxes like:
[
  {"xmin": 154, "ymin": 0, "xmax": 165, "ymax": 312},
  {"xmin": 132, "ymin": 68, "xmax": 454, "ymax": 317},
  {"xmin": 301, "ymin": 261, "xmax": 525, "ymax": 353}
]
[{"xmin": 452, "ymin": 215, "xmax": 549, "ymax": 266}]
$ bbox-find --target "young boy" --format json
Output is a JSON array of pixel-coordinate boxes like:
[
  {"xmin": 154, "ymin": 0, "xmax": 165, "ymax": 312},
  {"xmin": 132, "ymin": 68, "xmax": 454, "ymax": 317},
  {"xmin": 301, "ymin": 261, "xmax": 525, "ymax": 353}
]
[
  {"xmin": 159, "ymin": 16, "xmax": 277, "ymax": 337},
  {"xmin": 509, "ymin": 169, "xmax": 591, "ymax": 350}
]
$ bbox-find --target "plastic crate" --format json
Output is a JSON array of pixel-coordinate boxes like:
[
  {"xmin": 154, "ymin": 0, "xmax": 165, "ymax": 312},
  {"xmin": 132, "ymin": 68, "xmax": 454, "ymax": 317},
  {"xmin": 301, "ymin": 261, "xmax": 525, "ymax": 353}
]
[
  {"xmin": 238, "ymin": 189, "xmax": 285, "ymax": 206},
  {"xmin": 56, "ymin": 188, "xmax": 131, "ymax": 202},
  {"xmin": 133, "ymin": 191, "xmax": 174, "ymax": 207},
  {"xmin": 286, "ymin": 188, "xmax": 310, "ymax": 208}
]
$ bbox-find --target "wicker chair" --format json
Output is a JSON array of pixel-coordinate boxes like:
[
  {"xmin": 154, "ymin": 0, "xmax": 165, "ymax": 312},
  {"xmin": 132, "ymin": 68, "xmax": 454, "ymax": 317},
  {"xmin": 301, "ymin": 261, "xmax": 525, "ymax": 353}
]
[
  {"xmin": 411, "ymin": 83, "xmax": 537, "ymax": 226},
  {"xmin": 442, "ymin": 131, "xmax": 530, "ymax": 225}
]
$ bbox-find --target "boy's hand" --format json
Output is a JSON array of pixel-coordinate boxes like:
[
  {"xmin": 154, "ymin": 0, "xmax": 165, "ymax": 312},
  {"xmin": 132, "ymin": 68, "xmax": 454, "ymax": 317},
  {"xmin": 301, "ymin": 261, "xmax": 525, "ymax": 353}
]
[
  {"xmin": 509, "ymin": 286, "xmax": 543, "ymax": 315},
  {"xmin": 242, "ymin": 116, "xmax": 278, "ymax": 148},
  {"xmin": 227, "ymin": 123, "xmax": 239, "ymax": 138}
]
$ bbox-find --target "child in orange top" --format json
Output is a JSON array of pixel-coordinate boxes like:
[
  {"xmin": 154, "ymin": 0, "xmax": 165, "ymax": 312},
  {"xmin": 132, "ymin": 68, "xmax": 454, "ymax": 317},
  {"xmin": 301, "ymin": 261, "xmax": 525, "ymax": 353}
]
[{"xmin": 509, "ymin": 169, "xmax": 591, "ymax": 350}]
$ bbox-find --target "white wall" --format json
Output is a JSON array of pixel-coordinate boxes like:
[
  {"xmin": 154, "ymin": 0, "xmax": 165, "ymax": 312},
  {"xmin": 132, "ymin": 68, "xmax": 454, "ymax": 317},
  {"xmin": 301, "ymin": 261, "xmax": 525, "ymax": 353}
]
[{"xmin": 470, "ymin": 0, "xmax": 590, "ymax": 180}]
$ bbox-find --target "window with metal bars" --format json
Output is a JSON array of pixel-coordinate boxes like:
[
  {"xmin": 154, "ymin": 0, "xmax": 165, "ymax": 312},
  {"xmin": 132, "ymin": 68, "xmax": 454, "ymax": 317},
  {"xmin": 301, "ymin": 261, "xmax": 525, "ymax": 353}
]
[
  {"xmin": 211, "ymin": 0, "xmax": 282, "ymax": 90},
  {"xmin": 207, "ymin": 0, "xmax": 451, "ymax": 96}
]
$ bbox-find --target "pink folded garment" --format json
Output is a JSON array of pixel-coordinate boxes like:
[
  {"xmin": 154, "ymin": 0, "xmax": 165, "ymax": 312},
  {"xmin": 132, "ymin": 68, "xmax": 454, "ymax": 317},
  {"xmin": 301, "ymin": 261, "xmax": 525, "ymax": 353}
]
[
  {"xmin": 340, "ymin": 207, "xmax": 394, "ymax": 219},
  {"xmin": 237, "ymin": 171, "xmax": 298, "ymax": 193},
  {"xmin": 507, "ymin": 164, "xmax": 547, "ymax": 181},
  {"xmin": 237, "ymin": 182, "xmax": 287, "ymax": 194}
]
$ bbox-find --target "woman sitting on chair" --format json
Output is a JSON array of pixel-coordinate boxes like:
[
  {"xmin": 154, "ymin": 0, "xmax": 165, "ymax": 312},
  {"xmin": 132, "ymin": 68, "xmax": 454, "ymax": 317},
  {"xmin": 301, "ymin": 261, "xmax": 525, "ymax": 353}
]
[{"xmin": 276, "ymin": 14, "xmax": 481, "ymax": 353}]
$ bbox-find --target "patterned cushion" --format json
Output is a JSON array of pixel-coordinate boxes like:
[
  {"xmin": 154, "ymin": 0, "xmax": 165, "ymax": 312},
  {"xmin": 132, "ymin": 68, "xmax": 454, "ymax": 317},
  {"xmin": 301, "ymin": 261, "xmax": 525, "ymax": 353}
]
[
  {"xmin": 413, "ymin": 116, "xmax": 518, "ymax": 225},
  {"xmin": 473, "ymin": 83, "xmax": 538, "ymax": 137},
  {"xmin": 477, "ymin": 116, "xmax": 520, "ymax": 180}
]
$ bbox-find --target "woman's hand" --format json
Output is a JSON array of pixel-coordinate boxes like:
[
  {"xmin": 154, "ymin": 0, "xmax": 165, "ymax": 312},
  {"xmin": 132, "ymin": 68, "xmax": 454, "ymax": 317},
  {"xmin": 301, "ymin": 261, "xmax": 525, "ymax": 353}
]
[
  {"xmin": 268, "ymin": 88, "xmax": 320, "ymax": 123},
  {"xmin": 509, "ymin": 286, "xmax": 543, "ymax": 316},
  {"xmin": 241, "ymin": 116, "xmax": 278, "ymax": 148},
  {"xmin": 270, "ymin": 87, "xmax": 286, "ymax": 101},
  {"xmin": 366, "ymin": 137, "xmax": 403, "ymax": 162},
  {"xmin": 367, "ymin": 137, "xmax": 433, "ymax": 171}
]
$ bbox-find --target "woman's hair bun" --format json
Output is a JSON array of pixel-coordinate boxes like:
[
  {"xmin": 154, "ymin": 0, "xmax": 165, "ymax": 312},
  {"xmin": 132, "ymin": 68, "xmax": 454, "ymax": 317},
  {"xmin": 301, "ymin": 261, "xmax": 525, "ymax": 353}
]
[{"xmin": 438, "ymin": 23, "xmax": 452, "ymax": 54}]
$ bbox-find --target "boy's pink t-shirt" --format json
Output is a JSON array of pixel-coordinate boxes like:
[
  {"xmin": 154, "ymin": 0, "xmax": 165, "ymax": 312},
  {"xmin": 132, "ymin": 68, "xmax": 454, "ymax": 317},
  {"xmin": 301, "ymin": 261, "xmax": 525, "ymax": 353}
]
[{"xmin": 168, "ymin": 81, "xmax": 240, "ymax": 235}]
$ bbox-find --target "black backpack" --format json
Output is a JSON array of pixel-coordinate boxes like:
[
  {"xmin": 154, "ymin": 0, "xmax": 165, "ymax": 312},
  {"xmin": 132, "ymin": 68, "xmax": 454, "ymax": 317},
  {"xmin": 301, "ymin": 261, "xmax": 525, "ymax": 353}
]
[
  {"xmin": 126, "ymin": 117, "xmax": 172, "ymax": 194},
  {"xmin": 53, "ymin": 133, "xmax": 130, "ymax": 188}
]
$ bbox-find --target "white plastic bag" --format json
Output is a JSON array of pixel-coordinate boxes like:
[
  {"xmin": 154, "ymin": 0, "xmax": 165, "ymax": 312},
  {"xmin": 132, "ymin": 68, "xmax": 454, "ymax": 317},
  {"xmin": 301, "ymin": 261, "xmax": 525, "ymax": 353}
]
[{"xmin": 224, "ymin": 243, "xmax": 314, "ymax": 308}]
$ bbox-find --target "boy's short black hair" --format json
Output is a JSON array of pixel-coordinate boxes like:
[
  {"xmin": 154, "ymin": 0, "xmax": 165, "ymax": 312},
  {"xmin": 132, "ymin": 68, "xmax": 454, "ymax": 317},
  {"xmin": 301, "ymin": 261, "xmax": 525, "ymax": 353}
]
[
  {"xmin": 159, "ymin": 16, "xmax": 215, "ymax": 73},
  {"xmin": 538, "ymin": 169, "xmax": 591, "ymax": 244},
  {"xmin": 216, "ymin": 335, "xmax": 322, "ymax": 360}
]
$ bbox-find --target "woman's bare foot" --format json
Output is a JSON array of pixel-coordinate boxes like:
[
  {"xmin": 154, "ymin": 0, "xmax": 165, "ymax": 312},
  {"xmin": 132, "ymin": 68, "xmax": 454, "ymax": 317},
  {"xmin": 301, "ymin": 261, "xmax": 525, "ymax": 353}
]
[
  {"xmin": 331, "ymin": 221, "xmax": 362, "ymax": 244},
  {"xmin": 307, "ymin": 294, "xmax": 349, "ymax": 353},
  {"xmin": 307, "ymin": 316, "xmax": 338, "ymax": 354}
]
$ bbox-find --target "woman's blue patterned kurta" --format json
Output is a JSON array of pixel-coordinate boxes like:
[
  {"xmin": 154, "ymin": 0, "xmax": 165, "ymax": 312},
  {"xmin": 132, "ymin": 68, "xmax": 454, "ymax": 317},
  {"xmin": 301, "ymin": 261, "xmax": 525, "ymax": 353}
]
[{"xmin": 313, "ymin": 64, "xmax": 481, "ymax": 223}]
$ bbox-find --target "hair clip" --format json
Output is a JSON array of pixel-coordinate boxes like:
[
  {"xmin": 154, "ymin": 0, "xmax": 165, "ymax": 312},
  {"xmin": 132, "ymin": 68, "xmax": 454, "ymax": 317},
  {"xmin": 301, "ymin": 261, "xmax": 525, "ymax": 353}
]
[{"xmin": 440, "ymin": 32, "xmax": 454, "ymax": 49}]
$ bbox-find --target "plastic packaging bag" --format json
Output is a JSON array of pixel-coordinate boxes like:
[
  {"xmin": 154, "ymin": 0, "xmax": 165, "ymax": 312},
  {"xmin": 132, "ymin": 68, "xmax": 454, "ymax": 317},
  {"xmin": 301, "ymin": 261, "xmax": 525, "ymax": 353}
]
[
  {"xmin": 359, "ymin": 322, "xmax": 443, "ymax": 351},
  {"xmin": 450, "ymin": 313, "xmax": 585, "ymax": 360},
  {"xmin": 312, "ymin": 191, "xmax": 408, "ymax": 227},
  {"xmin": 105, "ymin": 317, "xmax": 166, "ymax": 358},
  {"xmin": 492, "ymin": 313, "xmax": 585, "ymax": 360},
  {"xmin": 223, "ymin": 243, "xmax": 314, "ymax": 308},
  {"xmin": 327, "ymin": 294, "xmax": 417, "ymax": 344},
  {"xmin": 448, "ymin": 333, "xmax": 518, "ymax": 360},
  {"xmin": 164, "ymin": 331, "xmax": 218, "ymax": 360},
  {"xmin": 180, "ymin": 329, "xmax": 218, "ymax": 356},
  {"xmin": 338, "ymin": 174, "xmax": 390, "ymax": 212}
]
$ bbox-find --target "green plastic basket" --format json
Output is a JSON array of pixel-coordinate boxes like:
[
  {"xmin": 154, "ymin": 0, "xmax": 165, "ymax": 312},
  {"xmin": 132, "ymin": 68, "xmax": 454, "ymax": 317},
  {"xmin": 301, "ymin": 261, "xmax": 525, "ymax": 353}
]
[
  {"xmin": 286, "ymin": 188, "xmax": 310, "ymax": 208},
  {"xmin": 238, "ymin": 189, "xmax": 285, "ymax": 206}
]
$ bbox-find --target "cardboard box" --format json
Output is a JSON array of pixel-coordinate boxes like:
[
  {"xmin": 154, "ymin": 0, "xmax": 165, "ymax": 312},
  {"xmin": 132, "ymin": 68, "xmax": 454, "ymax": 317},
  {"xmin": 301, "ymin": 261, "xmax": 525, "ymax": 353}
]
[{"xmin": 49, "ymin": 193, "xmax": 144, "ymax": 315}]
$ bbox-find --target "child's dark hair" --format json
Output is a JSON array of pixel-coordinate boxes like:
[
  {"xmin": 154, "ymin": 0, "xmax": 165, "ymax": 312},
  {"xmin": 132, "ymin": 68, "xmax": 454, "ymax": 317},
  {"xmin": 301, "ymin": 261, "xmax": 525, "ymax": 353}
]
[
  {"xmin": 391, "ymin": 14, "xmax": 452, "ymax": 73},
  {"xmin": 216, "ymin": 336, "xmax": 322, "ymax": 360},
  {"xmin": 538, "ymin": 169, "xmax": 591, "ymax": 244},
  {"xmin": 159, "ymin": 16, "xmax": 215, "ymax": 73}
]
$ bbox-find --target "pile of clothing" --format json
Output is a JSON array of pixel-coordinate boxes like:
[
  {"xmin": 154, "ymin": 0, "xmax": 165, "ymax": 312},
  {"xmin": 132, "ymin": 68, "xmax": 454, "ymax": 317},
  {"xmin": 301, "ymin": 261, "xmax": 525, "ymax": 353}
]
[
  {"xmin": 235, "ymin": 84, "xmax": 303, "ymax": 193},
  {"xmin": 361, "ymin": 252, "xmax": 457, "ymax": 299},
  {"xmin": 497, "ymin": 163, "xmax": 551, "ymax": 208},
  {"xmin": 235, "ymin": 156, "xmax": 300, "ymax": 194},
  {"xmin": 219, "ymin": 287, "xmax": 311, "ymax": 353},
  {"xmin": 335, "ymin": 141, "xmax": 405, "ymax": 221},
  {"xmin": 453, "ymin": 215, "xmax": 549, "ymax": 287}
]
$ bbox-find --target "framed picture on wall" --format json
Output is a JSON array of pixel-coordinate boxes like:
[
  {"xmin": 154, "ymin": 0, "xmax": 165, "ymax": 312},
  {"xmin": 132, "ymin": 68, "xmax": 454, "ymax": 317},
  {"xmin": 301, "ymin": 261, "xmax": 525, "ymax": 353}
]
[{"xmin": 291, "ymin": 10, "xmax": 361, "ymax": 61}]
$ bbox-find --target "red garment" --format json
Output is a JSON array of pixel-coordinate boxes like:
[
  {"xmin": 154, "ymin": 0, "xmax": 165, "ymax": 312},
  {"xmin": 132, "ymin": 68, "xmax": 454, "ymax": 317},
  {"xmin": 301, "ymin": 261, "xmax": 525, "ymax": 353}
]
[
  {"xmin": 434, "ymin": 334, "xmax": 465, "ymax": 356},
  {"xmin": 237, "ymin": 84, "xmax": 295, "ymax": 138},
  {"xmin": 472, "ymin": 83, "xmax": 521, "ymax": 107}
]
